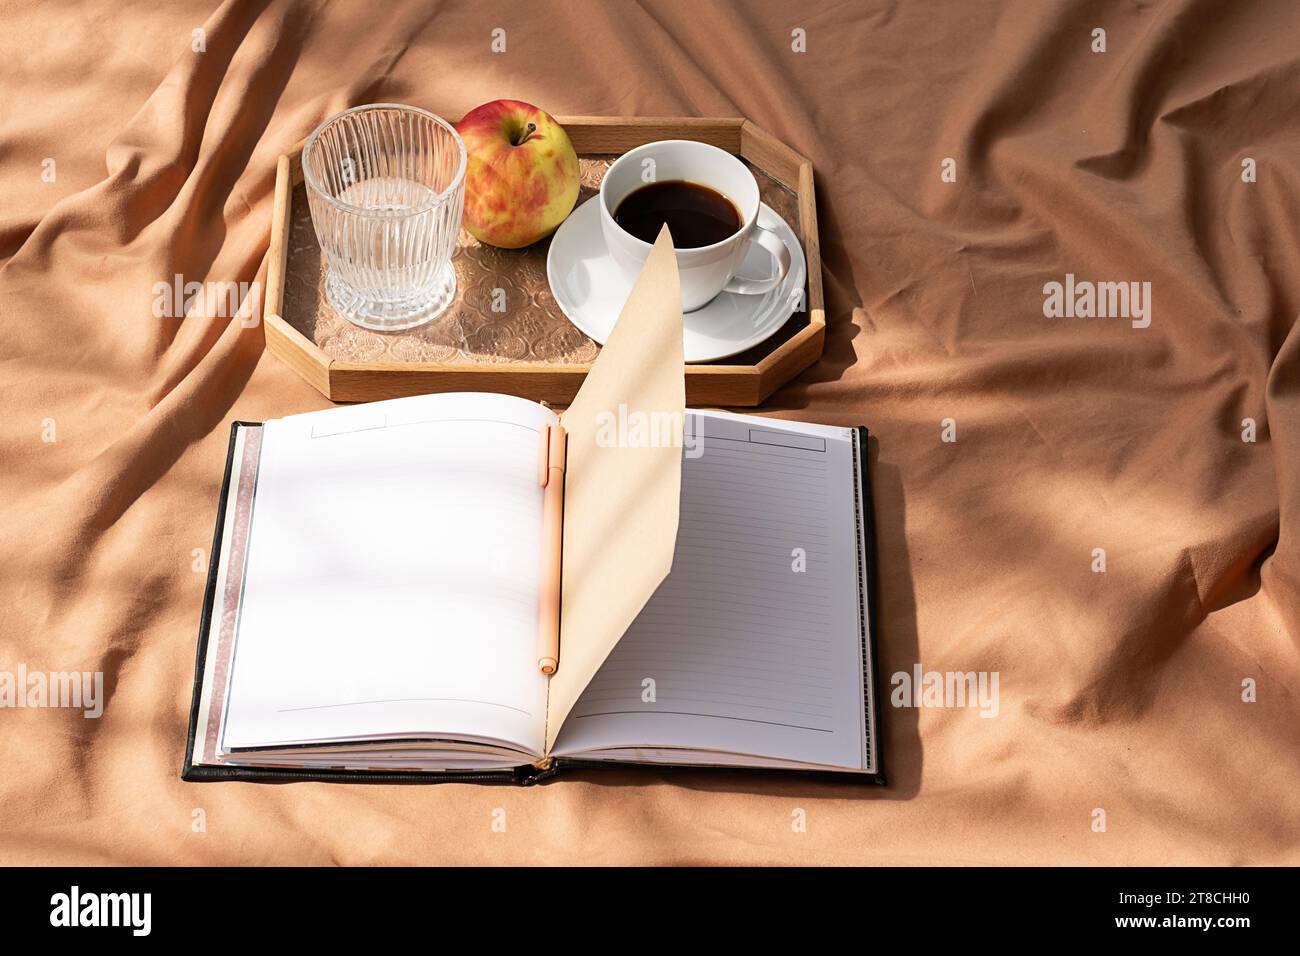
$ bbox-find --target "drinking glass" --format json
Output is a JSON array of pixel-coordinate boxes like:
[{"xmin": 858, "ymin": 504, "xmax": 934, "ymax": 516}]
[{"xmin": 303, "ymin": 104, "xmax": 466, "ymax": 332}]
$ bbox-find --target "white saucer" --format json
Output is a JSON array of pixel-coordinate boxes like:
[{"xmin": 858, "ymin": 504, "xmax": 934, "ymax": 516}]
[{"xmin": 546, "ymin": 196, "xmax": 807, "ymax": 363}]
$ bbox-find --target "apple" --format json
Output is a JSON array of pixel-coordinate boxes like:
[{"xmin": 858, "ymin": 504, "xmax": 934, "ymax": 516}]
[{"xmin": 455, "ymin": 99, "xmax": 581, "ymax": 249}]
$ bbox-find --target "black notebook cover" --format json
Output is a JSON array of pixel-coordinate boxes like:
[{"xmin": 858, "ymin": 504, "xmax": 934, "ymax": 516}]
[{"xmin": 182, "ymin": 421, "xmax": 885, "ymax": 786}]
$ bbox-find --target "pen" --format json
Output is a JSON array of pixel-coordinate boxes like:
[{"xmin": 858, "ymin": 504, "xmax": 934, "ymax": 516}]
[{"xmin": 537, "ymin": 423, "xmax": 566, "ymax": 675}]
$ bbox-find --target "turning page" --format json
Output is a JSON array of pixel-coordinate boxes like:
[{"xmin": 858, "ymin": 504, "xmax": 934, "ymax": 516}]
[{"xmin": 546, "ymin": 227, "xmax": 685, "ymax": 751}]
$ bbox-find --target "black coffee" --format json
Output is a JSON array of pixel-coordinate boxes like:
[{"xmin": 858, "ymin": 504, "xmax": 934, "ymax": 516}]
[{"xmin": 613, "ymin": 180, "xmax": 741, "ymax": 248}]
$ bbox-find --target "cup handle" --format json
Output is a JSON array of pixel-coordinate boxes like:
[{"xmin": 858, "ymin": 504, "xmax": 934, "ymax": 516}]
[{"xmin": 722, "ymin": 221, "xmax": 792, "ymax": 296}]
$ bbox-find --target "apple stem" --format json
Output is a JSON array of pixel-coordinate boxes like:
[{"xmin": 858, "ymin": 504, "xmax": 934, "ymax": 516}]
[{"xmin": 514, "ymin": 122, "xmax": 537, "ymax": 146}]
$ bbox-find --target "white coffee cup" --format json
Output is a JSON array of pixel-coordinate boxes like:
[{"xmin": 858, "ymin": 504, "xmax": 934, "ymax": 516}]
[{"xmin": 599, "ymin": 140, "xmax": 792, "ymax": 312}]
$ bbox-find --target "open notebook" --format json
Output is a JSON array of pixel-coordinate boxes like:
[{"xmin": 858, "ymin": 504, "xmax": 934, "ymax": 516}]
[{"xmin": 183, "ymin": 232, "xmax": 882, "ymax": 785}]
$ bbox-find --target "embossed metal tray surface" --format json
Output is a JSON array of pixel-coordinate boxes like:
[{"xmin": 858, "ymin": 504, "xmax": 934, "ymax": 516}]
[{"xmin": 263, "ymin": 116, "xmax": 825, "ymax": 405}]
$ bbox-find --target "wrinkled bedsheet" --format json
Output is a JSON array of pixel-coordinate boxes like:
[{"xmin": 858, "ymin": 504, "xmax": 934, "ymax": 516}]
[{"xmin": 1, "ymin": 0, "xmax": 1297, "ymax": 864}]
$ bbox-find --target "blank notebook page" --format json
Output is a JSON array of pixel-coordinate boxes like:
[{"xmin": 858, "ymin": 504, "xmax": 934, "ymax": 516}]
[
  {"xmin": 220, "ymin": 392, "xmax": 554, "ymax": 757},
  {"xmin": 553, "ymin": 411, "xmax": 868, "ymax": 770}
]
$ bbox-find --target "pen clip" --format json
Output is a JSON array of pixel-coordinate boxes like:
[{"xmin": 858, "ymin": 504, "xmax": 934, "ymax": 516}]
[
  {"xmin": 539, "ymin": 426, "xmax": 551, "ymax": 487},
  {"xmin": 539, "ymin": 424, "xmax": 567, "ymax": 488}
]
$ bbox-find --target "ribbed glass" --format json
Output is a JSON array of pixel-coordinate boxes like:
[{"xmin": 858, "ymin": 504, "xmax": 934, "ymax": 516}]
[{"xmin": 303, "ymin": 104, "xmax": 466, "ymax": 331}]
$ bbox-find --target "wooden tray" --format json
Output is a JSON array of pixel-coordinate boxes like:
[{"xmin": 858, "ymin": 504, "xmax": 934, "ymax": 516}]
[{"xmin": 264, "ymin": 116, "xmax": 824, "ymax": 406}]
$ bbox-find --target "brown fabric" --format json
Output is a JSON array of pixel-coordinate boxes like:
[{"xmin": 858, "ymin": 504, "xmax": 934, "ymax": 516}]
[{"xmin": 2, "ymin": 0, "xmax": 1297, "ymax": 865}]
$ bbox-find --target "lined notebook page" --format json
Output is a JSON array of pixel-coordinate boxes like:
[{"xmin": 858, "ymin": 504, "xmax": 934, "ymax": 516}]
[
  {"xmin": 553, "ymin": 411, "xmax": 867, "ymax": 770},
  {"xmin": 220, "ymin": 392, "xmax": 554, "ymax": 757}
]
